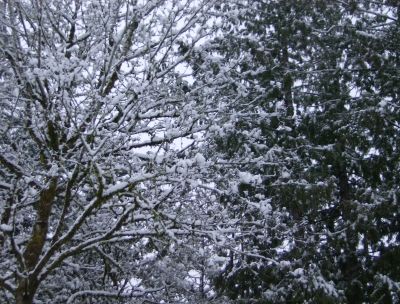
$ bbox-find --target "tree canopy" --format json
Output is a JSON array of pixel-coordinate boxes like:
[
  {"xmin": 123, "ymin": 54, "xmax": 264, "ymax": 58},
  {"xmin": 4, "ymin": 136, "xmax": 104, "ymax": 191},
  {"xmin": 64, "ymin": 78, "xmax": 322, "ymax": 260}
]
[{"xmin": 0, "ymin": 0, "xmax": 399, "ymax": 303}]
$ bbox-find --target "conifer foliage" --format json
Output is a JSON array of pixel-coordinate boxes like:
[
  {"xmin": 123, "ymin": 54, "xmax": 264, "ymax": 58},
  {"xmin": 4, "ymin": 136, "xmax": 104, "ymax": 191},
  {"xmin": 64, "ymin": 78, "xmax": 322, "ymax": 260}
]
[{"xmin": 206, "ymin": 0, "xmax": 400, "ymax": 302}]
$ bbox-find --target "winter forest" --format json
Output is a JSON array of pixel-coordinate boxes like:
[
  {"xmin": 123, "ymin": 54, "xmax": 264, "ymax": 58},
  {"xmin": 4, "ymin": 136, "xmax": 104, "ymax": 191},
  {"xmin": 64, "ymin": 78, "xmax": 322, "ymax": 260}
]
[{"xmin": 0, "ymin": 0, "xmax": 399, "ymax": 303}]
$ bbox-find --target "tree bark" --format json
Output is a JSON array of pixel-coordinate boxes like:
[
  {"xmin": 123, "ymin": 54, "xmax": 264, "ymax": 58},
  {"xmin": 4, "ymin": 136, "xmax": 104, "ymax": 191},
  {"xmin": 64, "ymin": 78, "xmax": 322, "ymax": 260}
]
[
  {"xmin": 15, "ymin": 177, "xmax": 58, "ymax": 303},
  {"xmin": 15, "ymin": 278, "xmax": 38, "ymax": 304}
]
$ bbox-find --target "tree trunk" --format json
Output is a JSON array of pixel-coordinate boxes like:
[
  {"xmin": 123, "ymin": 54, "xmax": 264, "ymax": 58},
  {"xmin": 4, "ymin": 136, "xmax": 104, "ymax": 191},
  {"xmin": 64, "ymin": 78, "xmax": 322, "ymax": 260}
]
[
  {"xmin": 15, "ymin": 178, "xmax": 58, "ymax": 303},
  {"xmin": 15, "ymin": 278, "xmax": 38, "ymax": 304}
]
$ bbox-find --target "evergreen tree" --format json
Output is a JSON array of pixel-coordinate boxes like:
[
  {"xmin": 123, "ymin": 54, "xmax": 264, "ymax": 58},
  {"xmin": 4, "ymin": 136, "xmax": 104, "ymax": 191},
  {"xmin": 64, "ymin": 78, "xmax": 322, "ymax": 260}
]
[{"xmin": 206, "ymin": 0, "xmax": 400, "ymax": 302}]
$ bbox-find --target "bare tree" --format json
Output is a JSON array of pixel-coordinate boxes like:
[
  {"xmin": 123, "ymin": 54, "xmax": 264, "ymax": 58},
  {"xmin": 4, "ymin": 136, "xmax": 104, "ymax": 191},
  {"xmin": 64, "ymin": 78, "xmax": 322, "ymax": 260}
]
[{"xmin": 0, "ymin": 0, "xmax": 228, "ymax": 303}]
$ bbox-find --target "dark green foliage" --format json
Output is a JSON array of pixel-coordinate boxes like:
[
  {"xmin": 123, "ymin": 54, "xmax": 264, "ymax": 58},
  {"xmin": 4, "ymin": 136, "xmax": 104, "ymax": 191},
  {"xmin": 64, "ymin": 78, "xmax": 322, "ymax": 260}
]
[{"xmin": 208, "ymin": 0, "xmax": 400, "ymax": 302}]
